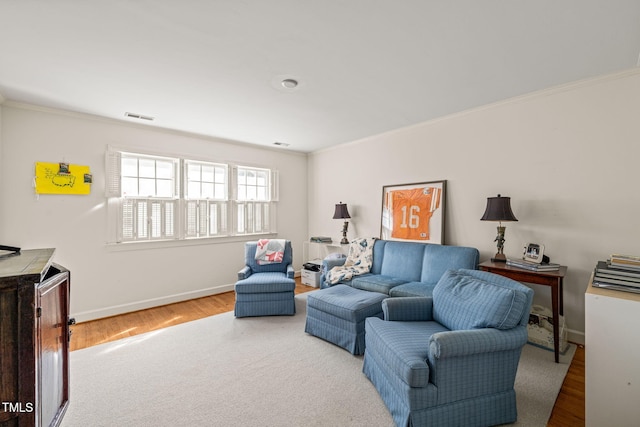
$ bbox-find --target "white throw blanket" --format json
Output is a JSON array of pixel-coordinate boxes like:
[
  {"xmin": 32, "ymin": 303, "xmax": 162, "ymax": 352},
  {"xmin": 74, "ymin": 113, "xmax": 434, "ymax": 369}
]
[
  {"xmin": 255, "ymin": 239, "xmax": 286, "ymax": 265},
  {"xmin": 327, "ymin": 237, "xmax": 376, "ymax": 284}
]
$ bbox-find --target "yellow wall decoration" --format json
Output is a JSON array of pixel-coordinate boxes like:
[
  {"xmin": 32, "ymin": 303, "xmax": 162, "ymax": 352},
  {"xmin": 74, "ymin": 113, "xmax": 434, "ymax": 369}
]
[{"xmin": 35, "ymin": 162, "xmax": 92, "ymax": 195}]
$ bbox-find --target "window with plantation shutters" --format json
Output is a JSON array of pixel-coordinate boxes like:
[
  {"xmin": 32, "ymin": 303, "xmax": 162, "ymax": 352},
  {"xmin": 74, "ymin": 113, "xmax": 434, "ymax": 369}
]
[
  {"xmin": 184, "ymin": 200, "xmax": 229, "ymax": 238},
  {"xmin": 106, "ymin": 147, "xmax": 277, "ymax": 244},
  {"xmin": 122, "ymin": 198, "xmax": 177, "ymax": 241},
  {"xmin": 184, "ymin": 161, "xmax": 228, "ymax": 238},
  {"xmin": 234, "ymin": 166, "xmax": 277, "ymax": 236},
  {"xmin": 107, "ymin": 151, "xmax": 179, "ymax": 242}
]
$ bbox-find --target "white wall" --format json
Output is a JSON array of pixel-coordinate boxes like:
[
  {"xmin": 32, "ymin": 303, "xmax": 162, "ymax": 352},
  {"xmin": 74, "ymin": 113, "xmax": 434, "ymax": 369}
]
[
  {"xmin": 0, "ymin": 104, "xmax": 308, "ymax": 321},
  {"xmin": 308, "ymin": 69, "xmax": 640, "ymax": 344},
  {"xmin": 3, "ymin": 69, "xmax": 639, "ymax": 338}
]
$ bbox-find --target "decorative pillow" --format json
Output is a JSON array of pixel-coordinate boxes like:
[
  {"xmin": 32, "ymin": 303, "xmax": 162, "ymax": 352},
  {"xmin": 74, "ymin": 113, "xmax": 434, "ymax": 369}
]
[{"xmin": 432, "ymin": 269, "xmax": 530, "ymax": 331}]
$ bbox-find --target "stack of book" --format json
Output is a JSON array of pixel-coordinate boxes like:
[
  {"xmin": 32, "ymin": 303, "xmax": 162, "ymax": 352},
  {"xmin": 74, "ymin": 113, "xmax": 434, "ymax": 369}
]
[
  {"xmin": 506, "ymin": 258, "xmax": 561, "ymax": 271},
  {"xmin": 592, "ymin": 255, "xmax": 640, "ymax": 294}
]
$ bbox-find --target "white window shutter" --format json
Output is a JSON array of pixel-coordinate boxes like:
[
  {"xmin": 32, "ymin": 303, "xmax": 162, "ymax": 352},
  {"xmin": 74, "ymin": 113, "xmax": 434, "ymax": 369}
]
[
  {"xmin": 105, "ymin": 150, "xmax": 122, "ymax": 197},
  {"xmin": 270, "ymin": 170, "xmax": 279, "ymax": 201},
  {"xmin": 137, "ymin": 200, "xmax": 148, "ymax": 239},
  {"xmin": 150, "ymin": 201, "xmax": 162, "ymax": 238},
  {"xmin": 164, "ymin": 201, "xmax": 175, "ymax": 238},
  {"xmin": 121, "ymin": 199, "xmax": 134, "ymax": 241},
  {"xmin": 199, "ymin": 202, "xmax": 208, "ymax": 237},
  {"xmin": 185, "ymin": 200, "xmax": 198, "ymax": 237},
  {"xmin": 219, "ymin": 201, "xmax": 229, "ymax": 235}
]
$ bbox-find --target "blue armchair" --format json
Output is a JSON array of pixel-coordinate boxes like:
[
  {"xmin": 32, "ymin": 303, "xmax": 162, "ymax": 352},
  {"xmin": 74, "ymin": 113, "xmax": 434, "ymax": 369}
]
[
  {"xmin": 234, "ymin": 240, "xmax": 296, "ymax": 317},
  {"xmin": 363, "ymin": 269, "xmax": 534, "ymax": 427}
]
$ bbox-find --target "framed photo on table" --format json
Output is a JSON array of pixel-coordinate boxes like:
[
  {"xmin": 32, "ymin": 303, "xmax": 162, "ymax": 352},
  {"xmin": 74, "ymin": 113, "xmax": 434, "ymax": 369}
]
[{"xmin": 380, "ymin": 180, "xmax": 446, "ymax": 244}]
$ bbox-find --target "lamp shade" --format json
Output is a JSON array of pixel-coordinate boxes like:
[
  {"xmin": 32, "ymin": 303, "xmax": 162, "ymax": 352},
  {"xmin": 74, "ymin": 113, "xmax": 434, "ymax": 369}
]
[
  {"xmin": 333, "ymin": 202, "xmax": 351, "ymax": 219},
  {"xmin": 480, "ymin": 194, "xmax": 518, "ymax": 222}
]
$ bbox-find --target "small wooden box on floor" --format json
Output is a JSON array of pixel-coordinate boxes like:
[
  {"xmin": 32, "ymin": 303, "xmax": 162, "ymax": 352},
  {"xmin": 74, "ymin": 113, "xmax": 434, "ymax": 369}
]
[{"xmin": 0, "ymin": 248, "xmax": 71, "ymax": 427}]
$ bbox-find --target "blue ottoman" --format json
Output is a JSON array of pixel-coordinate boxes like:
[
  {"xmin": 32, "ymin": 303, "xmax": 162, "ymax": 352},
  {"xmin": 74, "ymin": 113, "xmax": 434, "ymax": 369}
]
[
  {"xmin": 235, "ymin": 273, "xmax": 296, "ymax": 318},
  {"xmin": 305, "ymin": 285, "xmax": 387, "ymax": 355}
]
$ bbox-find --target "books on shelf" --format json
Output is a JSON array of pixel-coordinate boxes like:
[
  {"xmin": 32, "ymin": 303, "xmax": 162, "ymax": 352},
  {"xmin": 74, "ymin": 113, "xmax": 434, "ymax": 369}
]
[
  {"xmin": 594, "ymin": 271, "xmax": 640, "ymax": 284},
  {"xmin": 596, "ymin": 261, "xmax": 640, "ymax": 278},
  {"xmin": 592, "ymin": 259, "xmax": 640, "ymax": 292},
  {"xmin": 591, "ymin": 280, "xmax": 640, "ymax": 294},
  {"xmin": 593, "ymin": 276, "xmax": 640, "ymax": 289},
  {"xmin": 609, "ymin": 254, "xmax": 640, "ymax": 269},
  {"xmin": 594, "ymin": 260, "xmax": 640, "ymax": 279},
  {"xmin": 506, "ymin": 259, "xmax": 561, "ymax": 271},
  {"xmin": 609, "ymin": 261, "xmax": 640, "ymax": 271}
]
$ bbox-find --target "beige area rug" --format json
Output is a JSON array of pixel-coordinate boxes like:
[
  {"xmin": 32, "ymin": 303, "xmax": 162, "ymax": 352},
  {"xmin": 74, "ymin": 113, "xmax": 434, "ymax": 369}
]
[{"xmin": 61, "ymin": 293, "xmax": 575, "ymax": 427}]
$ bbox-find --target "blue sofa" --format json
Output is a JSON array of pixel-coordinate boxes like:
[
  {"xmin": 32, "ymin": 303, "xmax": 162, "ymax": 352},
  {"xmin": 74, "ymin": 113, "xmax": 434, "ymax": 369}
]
[
  {"xmin": 320, "ymin": 240, "xmax": 480, "ymax": 297},
  {"xmin": 363, "ymin": 269, "xmax": 534, "ymax": 427},
  {"xmin": 305, "ymin": 240, "xmax": 480, "ymax": 354}
]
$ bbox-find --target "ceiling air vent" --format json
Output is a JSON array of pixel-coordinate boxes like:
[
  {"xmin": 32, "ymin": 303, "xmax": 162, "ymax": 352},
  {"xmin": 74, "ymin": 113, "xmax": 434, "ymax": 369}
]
[{"xmin": 125, "ymin": 112, "xmax": 154, "ymax": 121}]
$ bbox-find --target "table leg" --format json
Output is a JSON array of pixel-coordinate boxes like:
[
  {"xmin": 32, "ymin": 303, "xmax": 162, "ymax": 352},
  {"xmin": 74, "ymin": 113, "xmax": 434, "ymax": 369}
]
[
  {"xmin": 559, "ymin": 278, "xmax": 564, "ymax": 316},
  {"xmin": 551, "ymin": 282, "xmax": 560, "ymax": 363}
]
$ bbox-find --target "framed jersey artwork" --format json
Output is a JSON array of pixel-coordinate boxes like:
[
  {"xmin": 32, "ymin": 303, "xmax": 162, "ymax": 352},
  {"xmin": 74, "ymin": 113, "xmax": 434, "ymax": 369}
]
[{"xmin": 380, "ymin": 180, "xmax": 446, "ymax": 244}]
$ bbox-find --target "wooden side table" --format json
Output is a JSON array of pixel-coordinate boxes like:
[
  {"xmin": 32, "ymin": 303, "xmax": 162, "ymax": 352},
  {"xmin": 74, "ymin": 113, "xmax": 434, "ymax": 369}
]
[{"xmin": 478, "ymin": 260, "xmax": 567, "ymax": 363}]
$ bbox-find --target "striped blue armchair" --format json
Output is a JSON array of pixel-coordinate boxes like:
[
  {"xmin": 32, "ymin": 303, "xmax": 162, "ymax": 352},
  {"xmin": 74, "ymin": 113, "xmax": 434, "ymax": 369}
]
[
  {"xmin": 363, "ymin": 269, "xmax": 534, "ymax": 427},
  {"xmin": 234, "ymin": 240, "xmax": 296, "ymax": 317}
]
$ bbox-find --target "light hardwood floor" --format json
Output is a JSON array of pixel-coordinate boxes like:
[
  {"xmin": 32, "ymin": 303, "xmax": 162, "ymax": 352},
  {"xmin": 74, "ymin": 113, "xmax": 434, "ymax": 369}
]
[{"xmin": 70, "ymin": 279, "xmax": 585, "ymax": 427}]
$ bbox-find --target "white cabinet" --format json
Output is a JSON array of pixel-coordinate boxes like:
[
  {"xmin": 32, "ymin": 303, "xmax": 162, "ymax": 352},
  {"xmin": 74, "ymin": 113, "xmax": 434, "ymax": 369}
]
[
  {"xmin": 585, "ymin": 281, "xmax": 640, "ymax": 426},
  {"xmin": 301, "ymin": 268, "xmax": 321, "ymax": 287}
]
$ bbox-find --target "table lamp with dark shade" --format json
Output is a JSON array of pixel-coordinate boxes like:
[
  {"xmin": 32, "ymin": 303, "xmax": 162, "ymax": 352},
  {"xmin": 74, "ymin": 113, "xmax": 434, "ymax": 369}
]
[
  {"xmin": 480, "ymin": 194, "xmax": 518, "ymax": 262},
  {"xmin": 333, "ymin": 202, "xmax": 351, "ymax": 244}
]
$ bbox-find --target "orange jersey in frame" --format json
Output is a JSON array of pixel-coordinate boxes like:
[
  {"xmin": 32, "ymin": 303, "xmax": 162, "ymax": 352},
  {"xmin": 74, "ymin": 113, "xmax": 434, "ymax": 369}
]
[{"xmin": 389, "ymin": 187, "xmax": 441, "ymax": 240}]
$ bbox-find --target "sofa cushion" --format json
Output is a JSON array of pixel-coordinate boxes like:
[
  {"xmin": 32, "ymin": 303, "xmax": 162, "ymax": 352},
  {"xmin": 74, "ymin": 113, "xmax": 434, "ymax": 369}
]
[
  {"xmin": 379, "ymin": 241, "xmax": 426, "ymax": 282},
  {"xmin": 307, "ymin": 284, "xmax": 387, "ymax": 322},
  {"xmin": 369, "ymin": 239, "xmax": 387, "ymax": 275},
  {"xmin": 388, "ymin": 281, "xmax": 436, "ymax": 297},
  {"xmin": 432, "ymin": 269, "xmax": 531, "ymax": 331},
  {"xmin": 235, "ymin": 272, "xmax": 296, "ymax": 293},
  {"xmin": 420, "ymin": 245, "xmax": 479, "ymax": 284},
  {"xmin": 351, "ymin": 275, "xmax": 408, "ymax": 295}
]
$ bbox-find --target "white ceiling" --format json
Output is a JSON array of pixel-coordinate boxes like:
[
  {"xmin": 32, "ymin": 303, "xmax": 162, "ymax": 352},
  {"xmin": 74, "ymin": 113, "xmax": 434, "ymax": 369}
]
[{"xmin": 1, "ymin": 1, "xmax": 640, "ymax": 153}]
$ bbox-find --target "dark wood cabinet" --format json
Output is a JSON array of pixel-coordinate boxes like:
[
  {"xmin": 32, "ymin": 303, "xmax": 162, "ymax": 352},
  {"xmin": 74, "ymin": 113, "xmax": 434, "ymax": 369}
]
[{"xmin": 0, "ymin": 249, "xmax": 70, "ymax": 427}]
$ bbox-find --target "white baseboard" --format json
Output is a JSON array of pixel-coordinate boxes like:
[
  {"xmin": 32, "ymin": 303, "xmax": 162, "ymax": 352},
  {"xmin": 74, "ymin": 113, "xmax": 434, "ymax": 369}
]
[
  {"xmin": 71, "ymin": 283, "xmax": 235, "ymax": 323},
  {"xmin": 568, "ymin": 328, "xmax": 585, "ymax": 346}
]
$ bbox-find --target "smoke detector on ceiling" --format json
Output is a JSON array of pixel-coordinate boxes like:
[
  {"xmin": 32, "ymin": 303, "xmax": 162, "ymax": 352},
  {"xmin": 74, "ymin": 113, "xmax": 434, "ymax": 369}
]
[
  {"xmin": 271, "ymin": 75, "xmax": 302, "ymax": 92},
  {"xmin": 281, "ymin": 79, "xmax": 298, "ymax": 89}
]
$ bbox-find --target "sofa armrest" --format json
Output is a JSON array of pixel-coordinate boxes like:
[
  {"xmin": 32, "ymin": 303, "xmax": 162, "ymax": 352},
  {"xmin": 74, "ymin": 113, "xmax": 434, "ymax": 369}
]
[
  {"xmin": 383, "ymin": 297, "xmax": 433, "ymax": 321},
  {"xmin": 320, "ymin": 257, "xmax": 348, "ymax": 287},
  {"xmin": 428, "ymin": 327, "xmax": 528, "ymax": 360},
  {"xmin": 287, "ymin": 264, "xmax": 295, "ymax": 279},
  {"xmin": 322, "ymin": 257, "xmax": 347, "ymax": 271},
  {"xmin": 237, "ymin": 266, "xmax": 252, "ymax": 280}
]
